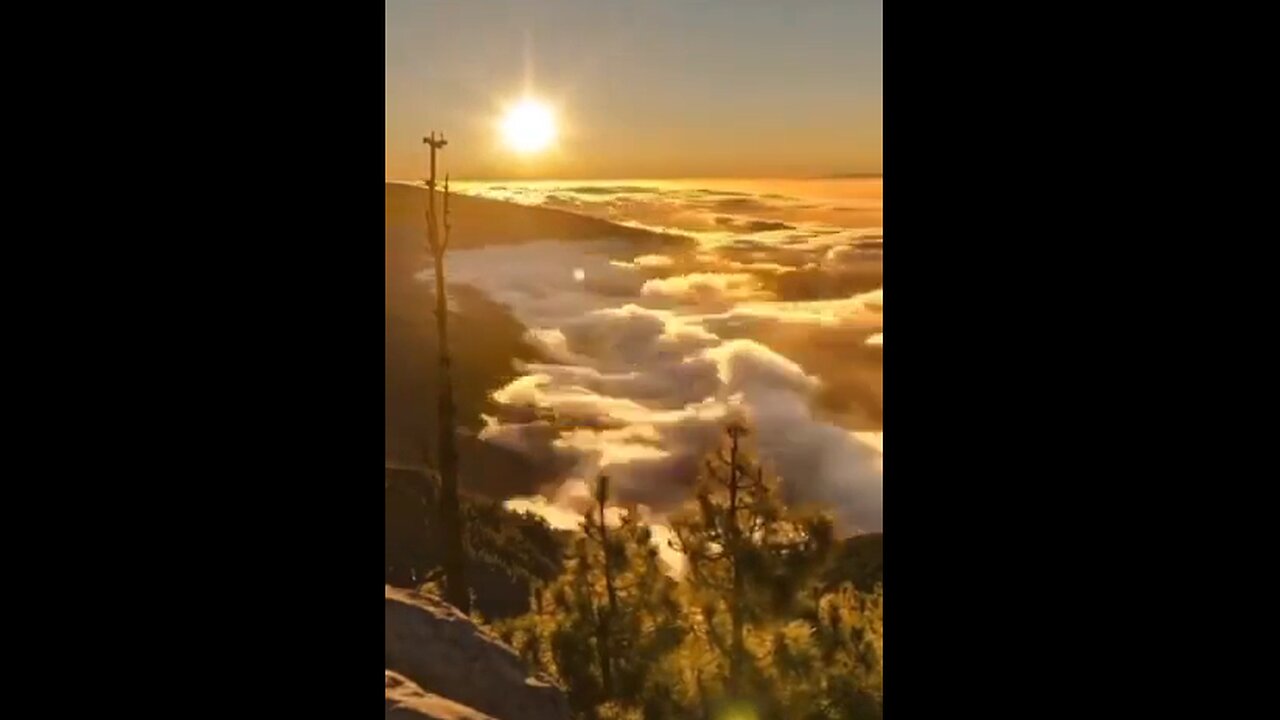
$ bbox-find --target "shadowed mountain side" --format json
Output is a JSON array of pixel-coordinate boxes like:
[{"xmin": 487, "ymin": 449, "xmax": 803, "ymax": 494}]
[
  {"xmin": 825, "ymin": 532, "xmax": 884, "ymax": 592},
  {"xmin": 386, "ymin": 181, "xmax": 687, "ymax": 251},
  {"xmin": 386, "ymin": 183, "xmax": 685, "ymax": 499},
  {"xmin": 385, "ymin": 283, "xmax": 545, "ymax": 495}
]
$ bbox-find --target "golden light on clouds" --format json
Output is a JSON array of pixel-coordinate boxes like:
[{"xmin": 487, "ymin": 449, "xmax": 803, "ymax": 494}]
[{"xmin": 500, "ymin": 98, "xmax": 557, "ymax": 154}]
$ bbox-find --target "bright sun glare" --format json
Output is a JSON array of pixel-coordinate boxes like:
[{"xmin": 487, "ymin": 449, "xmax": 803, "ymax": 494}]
[{"xmin": 501, "ymin": 98, "xmax": 556, "ymax": 154}]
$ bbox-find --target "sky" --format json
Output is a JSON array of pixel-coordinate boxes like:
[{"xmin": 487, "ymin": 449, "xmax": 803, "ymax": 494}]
[{"xmin": 386, "ymin": 0, "xmax": 882, "ymax": 180}]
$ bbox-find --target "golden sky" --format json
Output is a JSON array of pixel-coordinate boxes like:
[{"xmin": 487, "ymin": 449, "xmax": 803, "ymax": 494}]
[{"xmin": 386, "ymin": 0, "xmax": 882, "ymax": 180}]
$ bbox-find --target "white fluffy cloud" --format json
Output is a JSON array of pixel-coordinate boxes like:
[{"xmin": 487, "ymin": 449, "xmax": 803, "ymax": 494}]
[
  {"xmin": 641, "ymin": 272, "xmax": 772, "ymax": 304},
  {"xmin": 613, "ymin": 253, "xmax": 675, "ymax": 269},
  {"xmin": 420, "ymin": 182, "xmax": 883, "ymax": 537},
  {"xmin": 477, "ymin": 307, "xmax": 882, "ymax": 533}
]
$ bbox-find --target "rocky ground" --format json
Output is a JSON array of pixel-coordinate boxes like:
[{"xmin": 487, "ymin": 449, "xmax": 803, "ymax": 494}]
[{"xmin": 384, "ymin": 585, "xmax": 571, "ymax": 720}]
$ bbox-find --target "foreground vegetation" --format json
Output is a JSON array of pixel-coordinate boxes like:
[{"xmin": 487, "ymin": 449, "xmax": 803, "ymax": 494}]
[{"xmin": 386, "ymin": 424, "xmax": 883, "ymax": 719}]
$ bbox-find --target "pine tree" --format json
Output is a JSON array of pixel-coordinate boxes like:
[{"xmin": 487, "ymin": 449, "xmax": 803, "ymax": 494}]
[
  {"xmin": 497, "ymin": 475, "xmax": 683, "ymax": 718},
  {"xmin": 811, "ymin": 584, "xmax": 883, "ymax": 719},
  {"xmin": 670, "ymin": 422, "xmax": 835, "ymax": 707},
  {"xmin": 585, "ymin": 475, "xmax": 621, "ymax": 698},
  {"xmin": 491, "ymin": 422, "xmax": 883, "ymax": 719}
]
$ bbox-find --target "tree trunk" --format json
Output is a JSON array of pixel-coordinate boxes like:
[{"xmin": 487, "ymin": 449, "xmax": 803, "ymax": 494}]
[
  {"xmin": 597, "ymin": 610, "xmax": 613, "ymax": 702},
  {"xmin": 598, "ymin": 481, "xmax": 617, "ymax": 698},
  {"xmin": 727, "ymin": 427, "xmax": 745, "ymax": 695},
  {"xmin": 433, "ymin": 251, "xmax": 469, "ymax": 615},
  {"xmin": 420, "ymin": 139, "xmax": 468, "ymax": 616}
]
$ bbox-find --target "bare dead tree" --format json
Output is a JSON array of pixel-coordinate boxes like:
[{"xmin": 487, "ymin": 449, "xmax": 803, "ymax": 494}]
[{"xmin": 423, "ymin": 131, "xmax": 469, "ymax": 614}]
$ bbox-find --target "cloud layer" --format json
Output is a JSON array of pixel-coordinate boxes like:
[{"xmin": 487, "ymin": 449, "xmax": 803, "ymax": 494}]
[{"xmin": 423, "ymin": 180, "xmax": 883, "ymax": 540}]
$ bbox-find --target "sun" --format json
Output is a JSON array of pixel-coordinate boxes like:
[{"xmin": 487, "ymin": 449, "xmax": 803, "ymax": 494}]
[{"xmin": 500, "ymin": 98, "xmax": 556, "ymax": 154}]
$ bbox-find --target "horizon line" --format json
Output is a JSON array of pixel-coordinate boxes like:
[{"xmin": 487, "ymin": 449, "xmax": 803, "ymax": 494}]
[{"xmin": 385, "ymin": 173, "xmax": 883, "ymax": 183}]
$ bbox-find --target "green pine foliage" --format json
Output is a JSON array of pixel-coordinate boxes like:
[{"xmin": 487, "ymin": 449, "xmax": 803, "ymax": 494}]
[
  {"xmin": 387, "ymin": 423, "xmax": 883, "ymax": 719},
  {"xmin": 485, "ymin": 424, "xmax": 883, "ymax": 720},
  {"xmin": 496, "ymin": 475, "xmax": 685, "ymax": 718}
]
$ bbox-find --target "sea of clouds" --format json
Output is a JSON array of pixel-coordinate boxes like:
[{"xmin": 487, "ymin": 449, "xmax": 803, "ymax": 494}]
[{"xmin": 418, "ymin": 180, "xmax": 883, "ymax": 556}]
